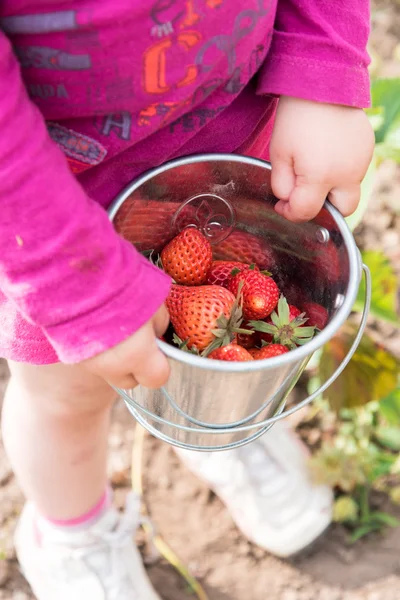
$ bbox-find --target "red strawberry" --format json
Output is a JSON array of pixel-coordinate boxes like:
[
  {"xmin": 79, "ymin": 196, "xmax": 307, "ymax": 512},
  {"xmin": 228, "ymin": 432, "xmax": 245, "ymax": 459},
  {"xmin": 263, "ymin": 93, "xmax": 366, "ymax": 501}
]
[
  {"xmin": 258, "ymin": 303, "xmax": 302, "ymax": 345},
  {"xmin": 146, "ymin": 162, "xmax": 212, "ymax": 200},
  {"xmin": 113, "ymin": 198, "xmax": 178, "ymax": 253},
  {"xmin": 304, "ymin": 239, "xmax": 341, "ymax": 283},
  {"xmin": 228, "ymin": 269, "xmax": 279, "ymax": 320},
  {"xmin": 252, "ymin": 344, "xmax": 289, "ymax": 360},
  {"xmin": 236, "ymin": 321, "xmax": 257, "ymax": 349},
  {"xmin": 281, "ymin": 283, "xmax": 304, "ymax": 307},
  {"xmin": 209, "ymin": 344, "xmax": 253, "ymax": 362},
  {"xmin": 250, "ymin": 296, "xmax": 316, "ymax": 349},
  {"xmin": 206, "ymin": 260, "xmax": 252, "ymax": 288},
  {"xmin": 161, "ymin": 228, "xmax": 212, "ymax": 285},
  {"xmin": 302, "ymin": 302, "xmax": 329, "ymax": 330},
  {"xmin": 166, "ymin": 284, "xmax": 245, "ymax": 352},
  {"xmin": 213, "ymin": 229, "xmax": 275, "ymax": 270},
  {"xmin": 248, "ymin": 347, "xmax": 261, "ymax": 359}
]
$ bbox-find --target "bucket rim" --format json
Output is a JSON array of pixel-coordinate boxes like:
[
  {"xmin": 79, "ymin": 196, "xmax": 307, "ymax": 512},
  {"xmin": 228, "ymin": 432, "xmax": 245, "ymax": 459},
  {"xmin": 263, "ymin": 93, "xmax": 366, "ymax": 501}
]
[{"xmin": 108, "ymin": 153, "xmax": 362, "ymax": 373}]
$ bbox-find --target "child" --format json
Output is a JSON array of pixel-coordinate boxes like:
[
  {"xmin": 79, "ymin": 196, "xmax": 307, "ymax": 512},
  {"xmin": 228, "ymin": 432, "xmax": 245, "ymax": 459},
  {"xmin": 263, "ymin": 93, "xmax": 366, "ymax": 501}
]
[{"xmin": 0, "ymin": 1, "xmax": 374, "ymax": 599}]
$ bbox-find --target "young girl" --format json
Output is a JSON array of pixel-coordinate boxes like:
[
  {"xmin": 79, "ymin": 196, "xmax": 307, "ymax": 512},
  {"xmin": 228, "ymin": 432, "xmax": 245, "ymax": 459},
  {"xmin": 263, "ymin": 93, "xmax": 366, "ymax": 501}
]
[{"xmin": 0, "ymin": 1, "xmax": 374, "ymax": 598}]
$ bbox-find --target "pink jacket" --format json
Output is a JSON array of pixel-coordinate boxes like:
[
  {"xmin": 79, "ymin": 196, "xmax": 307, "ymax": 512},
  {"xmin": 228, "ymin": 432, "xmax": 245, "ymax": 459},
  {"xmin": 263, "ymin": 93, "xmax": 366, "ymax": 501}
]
[{"xmin": 0, "ymin": 1, "xmax": 370, "ymax": 363}]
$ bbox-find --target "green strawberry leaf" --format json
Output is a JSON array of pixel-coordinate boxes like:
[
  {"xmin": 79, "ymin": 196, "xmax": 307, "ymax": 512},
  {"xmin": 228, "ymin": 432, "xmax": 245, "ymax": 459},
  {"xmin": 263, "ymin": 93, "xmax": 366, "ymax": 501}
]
[
  {"xmin": 370, "ymin": 78, "xmax": 400, "ymax": 144},
  {"xmin": 345, "ymin": 157, "xmax": 377, "ymax": 231},
  {"xmin": 379, "ymin": 387, "xmax": 400, "ymax": 425},
  {"xmin": 368, "ymin": 511, "xmax": 400, "ymax": 528},
  {"xmin": 353, "ymin": 250, "xmax": 399, "ymax": 325},
  {"xmin": 349, "ymin": 523, "xmax": 381, "ymax": 543},
  {"xmin": 365, "ymin": 106, "xmax": 385, "ymax": 132},
  {"xmin": 319, "ymin": 324, "xmax": 400, "ymax": 412},
  {"xmin": 375, "ymin": 425, "xmax": 400, "ymax": 451}
]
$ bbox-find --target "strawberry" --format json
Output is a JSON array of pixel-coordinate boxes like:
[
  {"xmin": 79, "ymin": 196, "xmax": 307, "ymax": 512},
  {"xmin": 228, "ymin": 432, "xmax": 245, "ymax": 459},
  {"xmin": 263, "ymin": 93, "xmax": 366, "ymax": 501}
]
[
  {"xmin": 302, "ymin": 302, "xmax": 329, "ymax": 330},
  {"xmin": 166, "ymin": 284, "xmax": 250, "ymax": 353},
  {"xmin": 213, "ymin": 229, "xmax": 275, "ymax": 270},
  {"xmin": 252, "ymin": 344, "xmax": 290, "ymax": 360},
  {"xmin": 208, "ymin": 344, "xmax": 253, "ymax": 362},
  {"xmin": 281, "ymin": 283, "xmax": 304, "ymax": 307},
  {"xmin": 304, "ymin": 239, "xmax": 341, "ymax": 284},
  {"xmin": 228, "ymin": 269, "xmax": 279, "ymax": 320},
  {"xmin": 257, "ymin": 303, "xmax": 302, "ymax": 345},
  {"xmin": 236, "ymin": 321, "xmax": 258, "ymax": 349},
  {"xmin": 206, "ymin": 260, "xmax": 251, "ymax": 288},
  {"xmin": 113, "ymin": 198, "xmax": 178, "ymax": 253},
  {"xmin": 250, "ymin": 296, "xmax": 316, "ymax": 350},
  {"xmin": 161, "ymin": 228, "xmax": 212, "ymax": 285},
  {"xmin": 248, "ymin": 347, "xmax": 261, "ymax": 359},
  {"xmin": 144, "ymin": 162, "xmax": 212, "ymax": 201}
]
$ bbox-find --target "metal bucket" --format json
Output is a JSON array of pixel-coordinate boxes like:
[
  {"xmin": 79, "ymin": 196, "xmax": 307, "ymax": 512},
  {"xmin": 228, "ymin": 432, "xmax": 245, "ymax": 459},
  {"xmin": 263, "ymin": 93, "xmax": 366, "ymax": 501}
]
[{"xmin": 109, "ymin": 154, "xmax": 371, "ymax": 451}]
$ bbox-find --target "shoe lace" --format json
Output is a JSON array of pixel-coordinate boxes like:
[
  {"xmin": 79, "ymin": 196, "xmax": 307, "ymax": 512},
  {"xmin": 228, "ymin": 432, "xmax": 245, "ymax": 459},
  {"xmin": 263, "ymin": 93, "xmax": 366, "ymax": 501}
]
[{"xmin": 73, "ymin": 492, "xmax": 154, "ymax": 599}]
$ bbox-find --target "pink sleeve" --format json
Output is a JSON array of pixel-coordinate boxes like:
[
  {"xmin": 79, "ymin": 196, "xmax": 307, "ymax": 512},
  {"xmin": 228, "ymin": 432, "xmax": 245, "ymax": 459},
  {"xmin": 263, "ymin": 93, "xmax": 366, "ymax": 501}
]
[
  {"xmin": 0, "ymin": 33, "xmax": 171, "ymax": 364},
  {"xmin": 258, "ymin": 0, "xmax": 371, "ymax": 108}
]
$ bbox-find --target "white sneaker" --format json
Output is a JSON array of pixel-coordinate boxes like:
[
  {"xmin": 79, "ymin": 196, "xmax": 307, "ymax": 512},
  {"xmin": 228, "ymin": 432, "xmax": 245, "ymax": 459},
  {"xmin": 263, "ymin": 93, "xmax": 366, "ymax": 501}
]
[
  {"xmin": 176, "ymin": 422, "xmax": 333, "ymax": 557},
  {"xmin": 15, "ymin": 493, "xmax": 161, "ymax": 600}
]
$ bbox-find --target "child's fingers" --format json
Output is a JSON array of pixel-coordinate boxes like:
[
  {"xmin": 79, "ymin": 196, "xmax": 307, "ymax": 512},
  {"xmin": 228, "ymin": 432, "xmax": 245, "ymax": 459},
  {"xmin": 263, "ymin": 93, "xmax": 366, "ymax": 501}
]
[
  {"xmin": 328, "ymin": 184, "xmax": 361, "ymax": 217},
  {"xmin": 132, "ymin": 337, "xmax": 171, "ymax": 389},
  {"xmin": 270, "ymin": 158, "xmax": 296, "ymax": 201},
  {"xmin": 153, "ymin": 304, "xmax": 170, "ymax": 338},
  {"xmin": 275, "ymin": 182, "xmax": 330, "ymax": 222},
  {"xmin": 82, "ymin": 317, "xmax": 170, "ymax": 390}
]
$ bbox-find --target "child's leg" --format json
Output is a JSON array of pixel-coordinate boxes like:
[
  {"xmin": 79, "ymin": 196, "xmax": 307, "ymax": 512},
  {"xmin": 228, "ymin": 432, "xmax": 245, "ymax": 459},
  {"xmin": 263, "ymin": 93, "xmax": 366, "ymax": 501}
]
[
  {"xmin": 4, "ymin": 361, "xmax": 162, "ymax": 599},
  {"xmin": 2, "ymin": 360, "xmax": 116, "ymax": 520}
]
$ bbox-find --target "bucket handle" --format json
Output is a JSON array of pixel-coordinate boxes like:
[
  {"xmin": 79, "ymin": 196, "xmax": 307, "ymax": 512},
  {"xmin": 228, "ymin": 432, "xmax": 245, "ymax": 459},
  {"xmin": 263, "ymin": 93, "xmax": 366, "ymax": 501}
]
[{"xmin": 117, "ymin": 264, "xmax": 371, "ymax": 435}]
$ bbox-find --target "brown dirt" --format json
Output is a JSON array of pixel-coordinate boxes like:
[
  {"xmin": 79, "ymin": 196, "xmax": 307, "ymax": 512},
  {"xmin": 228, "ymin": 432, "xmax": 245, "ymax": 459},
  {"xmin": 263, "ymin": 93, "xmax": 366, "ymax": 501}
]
[
  {"xmin": 1, "ymin": 1, "xmax": 400, "ymax": 599},
  {"xmin": 2, "ymin": 383, "xmax": 400, "ymax": 600}
]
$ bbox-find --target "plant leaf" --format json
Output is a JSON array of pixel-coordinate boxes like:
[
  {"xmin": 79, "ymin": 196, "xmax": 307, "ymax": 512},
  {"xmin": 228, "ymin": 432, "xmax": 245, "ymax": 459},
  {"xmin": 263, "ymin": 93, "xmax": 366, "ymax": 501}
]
[
  {"xmin": 374, "ymin": 426, "xmax": 400, "ymax": 451},
  {"xmin": 369, "ymin": 511, "xmax": 400, "ymax": 528},
  {"xmin": 346, "ymin": 157, "xmax": 376, "ymax": 231},
  {"xmin": 379, "ymin": 388, "xmax": 400, "ymax": 425},
  {"xmin": 319, "ymin": 323, "xmax": 400, "ymax": 412},
  {"xmin": 277, "ymin": 295, "xmax": 290, "ymax": 323},
  {"xmin": 353, "ymin": 250, "xmax": 399, "ymax": 325},
  {"xmin": 349, "ymin": 523, "xmax": 381, "ymax": 543},
  {"xmin": 365, "ymin": 106, "xmax": 385, "ymax": 132},
  {"xmin": 371, "ymin": 78, "xmax": 400, "ymax": 144}
]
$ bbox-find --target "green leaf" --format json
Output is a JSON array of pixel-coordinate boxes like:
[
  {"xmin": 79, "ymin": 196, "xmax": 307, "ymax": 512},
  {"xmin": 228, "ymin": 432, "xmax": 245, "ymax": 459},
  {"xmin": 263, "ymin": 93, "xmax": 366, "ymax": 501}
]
[
  {"xmin": 374, "ymin": 426, "xmax": 400, "ymax": 451},
  {"xmin": 371, "ymin": 78, "xmax": 400, "ymax": 144},
  {"xmin": 374, "ymin": 142, "xmax": 400, "ymax": 163},
  {"xmin": 365, "ymin": 106, "xmax": 385, "ymax": 132},
  {"xmin": 369, "ymin": 511, "xmax": 400, "ymax": 528},
  {"xmin": 346, "ymin": 157, "xmax": 376, "ymax": 231},
  {"xmin": 379, "ymin": 388, "xmax": 400, "ymax": 425},
  {"xmin": 368, "ymin": 451, "xmax": 397, "ymax": 481},
  {"xmin": 349, "ymin": 523, "xmax": 381, "ymax": 543},
  {"xmin": 277, "ymin": 295, "xmax": 290, "ymax": 323},
  {"xmin": 353, "ymin": 250, "xmax": 399, "ymax": 325},
  {"xmin": 319, "ymin": 324, "xmax": 400, "ymax": 412},
  {"xmin": 374, "ymin": 111, "xmax": 400, "ymax": 163}
]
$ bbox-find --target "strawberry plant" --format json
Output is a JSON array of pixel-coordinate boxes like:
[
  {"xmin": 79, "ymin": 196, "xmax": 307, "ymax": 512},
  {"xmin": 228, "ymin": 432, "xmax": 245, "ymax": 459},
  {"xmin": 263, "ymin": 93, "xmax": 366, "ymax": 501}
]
[
  {"xmin": 305, "ymin": 247, "xmax": 399, "ymax": 541},
  {"xmin": 303, "ymin": 71, "xmax": 400, "ymax": 540},
  {"xmin": 346, "ymin": 77, "xmax": 400, "ymax": 231}
]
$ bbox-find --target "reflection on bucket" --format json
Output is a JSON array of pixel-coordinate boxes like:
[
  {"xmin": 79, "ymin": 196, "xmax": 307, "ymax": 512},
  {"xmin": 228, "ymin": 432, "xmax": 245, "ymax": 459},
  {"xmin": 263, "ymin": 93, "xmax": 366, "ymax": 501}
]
[{"xmin": 109, "ymin": 154, "xmax": 371, "ymax": 452}]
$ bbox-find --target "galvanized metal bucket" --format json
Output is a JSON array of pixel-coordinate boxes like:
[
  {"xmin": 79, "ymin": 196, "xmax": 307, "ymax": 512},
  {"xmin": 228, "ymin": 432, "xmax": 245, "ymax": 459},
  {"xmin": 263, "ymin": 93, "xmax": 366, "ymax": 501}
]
[{"xmin": 109, "ymin": 154, "xmax": 371, "ymax": 452}]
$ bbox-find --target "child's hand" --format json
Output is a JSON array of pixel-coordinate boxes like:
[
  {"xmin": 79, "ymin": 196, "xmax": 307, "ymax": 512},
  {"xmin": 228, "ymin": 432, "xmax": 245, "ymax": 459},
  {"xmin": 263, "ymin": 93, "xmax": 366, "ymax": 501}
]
[
  {"xmin": 82, "ymin": 305, "xmax": 170, "ymax": 389},
  {"xmin": 270, "ymin": 96, "xmax": 375, "ymax": 222}
]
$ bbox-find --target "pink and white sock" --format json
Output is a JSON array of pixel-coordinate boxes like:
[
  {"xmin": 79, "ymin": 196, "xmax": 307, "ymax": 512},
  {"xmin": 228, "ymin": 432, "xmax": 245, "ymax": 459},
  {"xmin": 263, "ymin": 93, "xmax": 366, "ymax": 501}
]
[{"xmin": 35, "ymin": 488, "xmax": 112, "ymax": 542}]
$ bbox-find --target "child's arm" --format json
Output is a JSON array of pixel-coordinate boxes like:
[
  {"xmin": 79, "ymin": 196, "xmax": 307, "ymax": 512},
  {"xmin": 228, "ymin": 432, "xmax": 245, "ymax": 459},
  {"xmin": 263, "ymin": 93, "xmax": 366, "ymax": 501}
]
[
  {"xmin": 257, "ymin": 0, "xmax": 375, "ymax": 222},
  {"xmin": 0, "ymin": 33, "xmax": 171, "ymax": 382}
]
